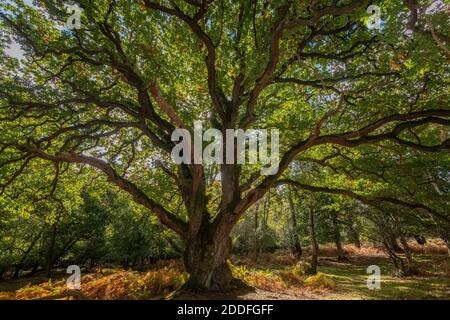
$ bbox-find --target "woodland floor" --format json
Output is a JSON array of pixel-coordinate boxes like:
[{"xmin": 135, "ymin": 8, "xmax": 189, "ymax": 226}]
[
  {"xmin": 1, "ymin": 251, "xmax": 449, "ymax": 300},
  {"xmin": 175, "ymin": 254, "xmax": 450, "ymax": 300}
]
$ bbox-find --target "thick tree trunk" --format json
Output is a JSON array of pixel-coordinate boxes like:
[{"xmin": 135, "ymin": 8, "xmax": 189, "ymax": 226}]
[
  {"xmin": 288, "ymin": 190, "xmax": 302, "ymax": 259},
  {"xmin": 183, "ymin": 228, "xmax": 233, "ymax": 291},
  {"xmin": 308, "ymin": 206, "xmax": 318, "ymax": 275}
]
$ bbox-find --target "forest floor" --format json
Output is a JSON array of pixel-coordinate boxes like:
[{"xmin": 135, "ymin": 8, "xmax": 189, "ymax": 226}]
[
  {"xmin": 175, "ymin": 253, "xmax": 450, "ymax": 300},
  {"xmin": 1, "ymin": 249, "xmax": 449, "ymax": 300}
]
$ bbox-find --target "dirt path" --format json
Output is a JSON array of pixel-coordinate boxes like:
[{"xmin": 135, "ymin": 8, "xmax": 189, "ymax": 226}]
[{"xmin": 174, "ymin": 288, "xmax": 315, "ymax": 300}]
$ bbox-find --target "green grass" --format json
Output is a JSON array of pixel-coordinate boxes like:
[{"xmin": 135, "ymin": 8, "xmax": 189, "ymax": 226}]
[{"xmin": 318, "ymin": 254, "xmax": 450, "ymax": 300}]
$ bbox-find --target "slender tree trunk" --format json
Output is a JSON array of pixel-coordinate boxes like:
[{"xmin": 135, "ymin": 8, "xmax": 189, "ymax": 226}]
[
  {"xmin": 288, "ymin": 190, "xmax": 302, "ymax": 260},
  {"xmin": 260, "ymin": 194, "xmax": 270, "ymax": 254},
  {"xmin": 413, "ymin": 234, "xmax": 426, "ymax": 245},
  {"xmin": 438, "ymin": 229, "xmax": 450, "ymax": 258},
  {"xmin": 30, "ymin": 263, "xmax": 39, "ymax": 275},
  {"xmin": 348, "ymin": 223, "xmax": 361, "ymax": 248},
  {"xmin": 353, "ymin": 232, "xmax": 361, "ymax": 248},
  {"xmin": 382, "ymin": 239, "xmax": 407, "ymax": 276},
  {"xmin": 254, "ymin": 202, "xmax": 260, "ymax": 259},
  {"xmin": 332, "ymin": 214, "xmax": 347, "ymax": 261},
  {"xmin": 399, "ymin": 234, "xmax": 416, "ymax": 272},
  {"xmin": 12, "ymin": 264, "xmax": 22, "ymax": 280},
  {"xmin": 308, "ymin": 206, "xmax": 318, "ymax": 275},
  {"xmin": 46, "ymin": 224, "xmax": 57, "ymax": 278},
  {"xmin": 13, "ymin": 231, "xmax": 42, "ymax": 279},
  {"xmin": 388, "ymin": 234, "xmax": 403, "ymax": 253}
]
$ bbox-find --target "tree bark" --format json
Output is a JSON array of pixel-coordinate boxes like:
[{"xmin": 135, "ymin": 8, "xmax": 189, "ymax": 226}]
[
  {"xmin": 183, "ymin": 226, "xmax": 233, "ymax": 291},
  {"xmin": 308, "ymin": 206, "xmax": 318, "ymax": 274},
  {"xmin": 288, "ymin": 190, "xmax": 302, "ymax": 260}
]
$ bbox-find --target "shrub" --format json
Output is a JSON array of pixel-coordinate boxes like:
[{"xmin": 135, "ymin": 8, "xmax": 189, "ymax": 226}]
[
  {"xmin": 14, "ymin": 268, "xmax": 187, "ymax": 300},
  {"xmin": 229, "ymin": 262, "xmax": 286, "ymax": 291},
  {"xmin": 0, "ymin": 292, "xmax": 16, "ymax": 300},
  {"xmin": 304, "ymin": 273, "xmax": 336, "ymax": 290}
]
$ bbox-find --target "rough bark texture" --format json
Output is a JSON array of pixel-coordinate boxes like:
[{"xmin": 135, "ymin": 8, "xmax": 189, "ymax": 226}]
[{"xmin": 183, "ymin": 228, "xmax": 233, "ymax": 291}]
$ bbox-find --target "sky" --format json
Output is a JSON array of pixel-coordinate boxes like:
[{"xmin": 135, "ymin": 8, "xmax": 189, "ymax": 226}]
[
  {"xmin": 2, "ymin": 0, "xmax": 33, "ymax": 60},
  {"xmin": 4, "ymin": 41, "xmax": 25, "ymax": 60}
]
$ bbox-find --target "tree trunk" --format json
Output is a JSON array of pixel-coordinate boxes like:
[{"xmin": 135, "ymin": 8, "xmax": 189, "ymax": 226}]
[
  {"xmin": 332, "ymin": 214, "xmax": 347, "ymax": 261},
  {"xmin": 13, "ymin": 231, "xmax": 42, "ymax": 280},
  {"xmin": 253, "ymin": 202, "xmax": 260, "ymax": 259},
  {"xmin": 399, "ymin": 234, "xmax": 416, "ymax": 272},
  {"xmin": 46, "ymin": 224, "xmax": 57, "ymax": 278},
  {"xmin": 382, "ymin": 239, "xmax": 407, "ymax": 276},
  {"xmin": 348, "ymin": 223, "xmax": 361, "ymax": 248},
  {"xmin": 353, "ymin": 232, "xmax": 361, "ymax": 248},
  {"xmin": 438, "ymin": 229, "xmax": 450, "ymax": 258},
  {"xmin": 183, "ymin": 227, "xmax": 233, "ymax": 291},
  {"xmin": 288, "ymin": 190, "xmax": 302, "ymax": 260},
  {"xmin": 308, "ymin": 206, "xmax": 318, "ymax": 275},
  {"xmin": 12, "ymin": 264, "xmax": 22, "ymax": 280},
  {"xmin": 413, "ymin": 234, "xmax": 426, "ymax": 245},
  {"xmin": 388, "ymin": 234, "xmax": 403, "ymax": 253},
  {"xmin": 30, "ymin": 263, "xmax": 39, "ymax": 275}
]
